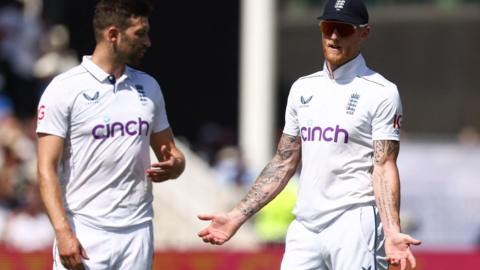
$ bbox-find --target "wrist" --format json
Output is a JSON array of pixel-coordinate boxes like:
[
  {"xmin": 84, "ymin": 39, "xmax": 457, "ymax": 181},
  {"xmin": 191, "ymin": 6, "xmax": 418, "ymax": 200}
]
[{"xmin": 229, "ymin": 208, "xmax": 250, "ymax": 225}]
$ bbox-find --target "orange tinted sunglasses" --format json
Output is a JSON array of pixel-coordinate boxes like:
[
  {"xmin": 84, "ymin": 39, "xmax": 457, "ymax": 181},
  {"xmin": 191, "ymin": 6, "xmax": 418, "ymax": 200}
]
[{"xmin": 319, "ymin": 21, "xmax": 367, "ymax": 37}]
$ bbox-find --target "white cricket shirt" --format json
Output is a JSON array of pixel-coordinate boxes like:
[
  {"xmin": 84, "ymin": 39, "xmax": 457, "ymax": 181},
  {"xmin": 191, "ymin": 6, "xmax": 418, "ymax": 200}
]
[
  {"xmin": 36, "ymin": 56, "xmax": 170, "ymax": 229},
  {"xmin": 283, "ymin": 54, "xmax": 403, "ymax": 233}
]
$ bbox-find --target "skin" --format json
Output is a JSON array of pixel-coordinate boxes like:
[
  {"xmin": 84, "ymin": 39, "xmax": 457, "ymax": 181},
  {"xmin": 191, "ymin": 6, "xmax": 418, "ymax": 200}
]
[
  {"xmin": 198, "ymin": 21, "xmax": 421, "ymax": 270},
  {"xmin": 197, "ymin": 134, "xmax": 301, "ymax": 245},
  {"xmin": 37, "ymin": 15, "xmax": 185, "ymax": 270},
  {"xmin": 372, "ymin": 140, "xmax": 421, "ymax": 270},
  {"xmin": 321, "ymin": 22, "xmax": 370, "ymax": 75}
]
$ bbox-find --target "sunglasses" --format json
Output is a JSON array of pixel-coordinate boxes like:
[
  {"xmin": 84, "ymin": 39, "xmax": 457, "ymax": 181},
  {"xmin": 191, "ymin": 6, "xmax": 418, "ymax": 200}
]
[{"xmin": 319, "ymin": 21, "xmax": 367, "ymax": 38}]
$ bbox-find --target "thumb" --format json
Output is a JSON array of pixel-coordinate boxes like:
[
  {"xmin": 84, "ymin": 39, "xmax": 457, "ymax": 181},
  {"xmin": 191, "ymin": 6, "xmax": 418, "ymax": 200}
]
[
  {"xmin": 197, "ymin": 214, "xmax": 214, "ymax": 221},
  {"xmin": 160, "ymin": 145, "xmax": 171, "ymax": 161},
  {"xmin": 406, "ymin": 235, "xmax": 422, "ymax": 245},
  {"xmin": 80, "ymin": 245, "xmax": 89, "ymax": 260}
]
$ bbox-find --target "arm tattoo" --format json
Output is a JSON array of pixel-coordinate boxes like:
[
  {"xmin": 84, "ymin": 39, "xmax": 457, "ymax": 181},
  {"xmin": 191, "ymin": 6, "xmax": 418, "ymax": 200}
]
[
  {"xmin": 373, "ymin": 140, "xmax": 399, "ymax": 165},
  {"xmin": 374, "ymin": 169, "xmax": 398, "ymax": 229},
  {"xmin": 373, "ymin": 140, "xmax": 401, "ymax": 230},
  {"xmin": 238, "ymin": 134, "xmax": 300, "ymax": 217}
]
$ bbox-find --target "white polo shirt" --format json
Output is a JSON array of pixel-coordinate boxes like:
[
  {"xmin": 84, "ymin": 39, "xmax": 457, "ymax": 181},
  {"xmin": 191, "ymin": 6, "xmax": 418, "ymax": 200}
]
[
  {"xmin": 36, "ymin": 56, "xmax": 170, "ymax": 230},
  {"xmin": 283, "ymin": 54, "xmax": 403, "ymax": 233}
]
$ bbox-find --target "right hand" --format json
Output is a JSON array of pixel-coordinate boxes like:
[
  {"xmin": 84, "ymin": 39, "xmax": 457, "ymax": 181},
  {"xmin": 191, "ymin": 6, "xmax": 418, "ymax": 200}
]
[
  {"xmin": 56, "ymin": 230, "xmax": 89, "ymax": 270},
  {"xmin": 385, "ymin": 232, "xmax": 421, "ymax": 270},
  {"xmin": 197, "ymin": 213, "xmax": 242, "ymax": 245}
]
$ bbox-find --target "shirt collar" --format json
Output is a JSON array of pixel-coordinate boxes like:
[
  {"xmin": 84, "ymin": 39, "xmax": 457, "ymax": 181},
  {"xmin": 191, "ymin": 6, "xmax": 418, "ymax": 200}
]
[
  {"xmin": 81, "ymin": 56, "xmax": 133, "ymax": 84},
  {"xmin": 323, "ymin": 54, "xmax": 367, "ymax": 82}
]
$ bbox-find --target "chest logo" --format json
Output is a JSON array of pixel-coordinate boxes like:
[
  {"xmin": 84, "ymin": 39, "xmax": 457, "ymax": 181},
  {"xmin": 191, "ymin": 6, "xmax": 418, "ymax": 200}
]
[
  {"xmin": 82, "ymin": 91, "xmax": 100, "ymax": 104},
  {"xmin": 301, "ymin": 95, "xmax": 313, "ymax": 105},
  {"xmin": 346, "ymin": 93, "xmax": 360, "ymax": 115},
  {"xmin": 135, "ymin": 84, "xmax": 148, "ymax": 103}
]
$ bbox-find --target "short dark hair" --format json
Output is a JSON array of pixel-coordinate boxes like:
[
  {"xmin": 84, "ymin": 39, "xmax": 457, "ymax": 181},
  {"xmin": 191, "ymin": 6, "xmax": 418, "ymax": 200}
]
[{"xmin": 93, "ymin": 0, "xmax": 153, "ymax": 41}]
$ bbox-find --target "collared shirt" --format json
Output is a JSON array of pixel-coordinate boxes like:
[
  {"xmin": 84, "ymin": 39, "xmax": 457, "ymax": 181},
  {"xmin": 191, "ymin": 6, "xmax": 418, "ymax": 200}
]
[
  {"xmin": 36, "ymin": 56, "xmax": 170, "ymax": 229},
  {"xmin": 283, "ymin": 54, "xmax": 403, "ymax": 233}
]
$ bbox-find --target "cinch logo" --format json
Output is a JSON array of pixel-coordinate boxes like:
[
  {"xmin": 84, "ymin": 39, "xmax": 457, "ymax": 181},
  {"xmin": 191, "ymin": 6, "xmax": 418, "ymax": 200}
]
[
  {"xmin": 300, "ymin": 125, "xmax": 349, "ymax": 143},
  {"xmin": 92, "ymin": 117, "xmax": 150, "ymax": 140}
]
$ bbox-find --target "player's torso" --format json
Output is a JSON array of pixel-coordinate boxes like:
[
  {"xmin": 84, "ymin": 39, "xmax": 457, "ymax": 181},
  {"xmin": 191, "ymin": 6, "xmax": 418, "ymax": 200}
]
[
  {"xmin": 69, "ymin": 79, "xmax": 156, "ymax": 144},
  {"xmin": 296, "ymin": 75, "xmax": 374, "ymax": 157}
]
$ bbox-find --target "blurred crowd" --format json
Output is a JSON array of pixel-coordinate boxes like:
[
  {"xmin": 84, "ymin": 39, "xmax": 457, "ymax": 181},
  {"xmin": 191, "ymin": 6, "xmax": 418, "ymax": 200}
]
[
  {"xmin": 0, "ymin": 0, "xmax": 479, "ymax": 254},
  {"xmin": 0, "ymin": 0, "xmax": 77, "ymax": 251}
]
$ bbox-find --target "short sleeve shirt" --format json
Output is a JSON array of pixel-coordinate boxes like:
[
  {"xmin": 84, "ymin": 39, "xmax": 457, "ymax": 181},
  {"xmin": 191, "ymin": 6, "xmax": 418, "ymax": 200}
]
[
  {"xmin": 283, "ymin": 54, "xmax": 403, "ymax": 233},
  {"xmin": 36, "ymin": 56, "xmax": 170, "ymax": 229}
]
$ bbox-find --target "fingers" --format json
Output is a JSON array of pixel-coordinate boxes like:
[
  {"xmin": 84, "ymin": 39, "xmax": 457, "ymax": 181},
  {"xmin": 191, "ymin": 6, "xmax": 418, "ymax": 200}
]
[
  {"xmin": 200, "ymin": 235, "xmax": 226, "ymax": 245},
  {"xmin": 80, "ymin": 245, "xmax": 89, "ymax": 260},
  {"xmin": 160, "ymin": 145, "xmax": 172, "ymax": 161},
  {"xmin": 400, "ymin": 258, "xmax": 407, "ymax": 270},
  {"xmin": 197, "ymin": 214, "xmax": 214, "ymax": 221},
  {"xmin": 60, "ymin": 254, "xmax": 85, "ymax": 270},
  {"xmin": 407, "ymin": 252, "xmax": 417, "ymax": 269}
]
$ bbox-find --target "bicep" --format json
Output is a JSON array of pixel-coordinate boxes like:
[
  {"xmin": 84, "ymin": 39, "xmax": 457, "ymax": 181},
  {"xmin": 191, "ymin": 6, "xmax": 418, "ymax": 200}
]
[
  {"xmin": 373, "ymin": 140, "xmax": 399, "ymax": 165},
  {"xmin": 274, "ymin": 133, "xmax": 302, "ymax": 166}
]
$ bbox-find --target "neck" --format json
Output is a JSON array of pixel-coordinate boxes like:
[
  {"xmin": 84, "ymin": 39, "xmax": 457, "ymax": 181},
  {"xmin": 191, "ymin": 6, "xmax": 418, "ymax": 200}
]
[{"xmin": 91, "ymin": 43, "xmax": 125, "ymax": 79}]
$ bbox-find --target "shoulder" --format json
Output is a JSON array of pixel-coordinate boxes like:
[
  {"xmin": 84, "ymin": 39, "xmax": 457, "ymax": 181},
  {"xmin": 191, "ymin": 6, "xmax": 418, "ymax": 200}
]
[
  {"xmin": 358, "ymin": 68, "xmax": 399, "ymax": 99},
  {"xmin": 42, "ymin": 65, "xmax": 87, "ymax": 97},
  {"xmin": 295, "ymin": 71, "xmax": 325, "ymax": 84},
  {"xmin": 52, "ymin": 65, "xmax": 89, "ymax": 85},
  {"xmin": 290, "ymin": 71, "xmax": 325, "ymax": 93},
  {"xmin": 127, "ymin": 67, "xmax": 161, "ymax": 90}
]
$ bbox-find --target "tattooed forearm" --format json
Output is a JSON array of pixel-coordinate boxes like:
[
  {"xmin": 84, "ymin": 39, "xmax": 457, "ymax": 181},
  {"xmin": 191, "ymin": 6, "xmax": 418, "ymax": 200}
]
[
  {"xmin": 374, "ymin": 169, "xmax": 399, "ymax": 229},
  {"xmin": 372, "ymin": 140, "xmax": 401, "ymax": 233},
  {"xmin": 238, "ymin": 134, "xmax": 301, "ymax": 218},
  {"xmin": 373, "ymin": 140, "xmax": 399, "ymax": 164}
]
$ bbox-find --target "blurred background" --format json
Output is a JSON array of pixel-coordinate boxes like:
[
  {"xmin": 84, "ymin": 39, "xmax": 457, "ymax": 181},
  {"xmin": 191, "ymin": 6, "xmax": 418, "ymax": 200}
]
[{"xmin": 0, "ymin": 0, "xmax": 479, "ymax": 269}]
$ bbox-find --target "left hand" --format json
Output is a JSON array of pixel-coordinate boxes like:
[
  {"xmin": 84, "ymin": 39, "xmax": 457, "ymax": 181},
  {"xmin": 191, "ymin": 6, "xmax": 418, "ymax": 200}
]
[
  {"xmin": 385, "ymin": 233, "xmax": 421, "ymax": 270},
  {"xmin": 146, "ymin": 145, "xmax": 180, "ymax": 182}
]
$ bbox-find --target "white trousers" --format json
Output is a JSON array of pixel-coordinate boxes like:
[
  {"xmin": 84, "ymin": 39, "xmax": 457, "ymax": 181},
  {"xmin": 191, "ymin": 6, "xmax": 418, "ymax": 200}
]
[
  {"xmin": 53, "ymin": 217, "xmax": 153, "ymax": 270},
  {"xmin": 281, "ymin": 205, "xmax": 387, "ymax": 270}
]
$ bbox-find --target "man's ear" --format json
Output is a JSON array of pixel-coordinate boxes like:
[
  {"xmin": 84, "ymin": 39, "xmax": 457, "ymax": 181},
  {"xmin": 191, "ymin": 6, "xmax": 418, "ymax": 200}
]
[
  {"xmin": 106, "ymin": 26, "xmax": 120, "ymax": 43},
  {"xmin": 360, "ymin": 25, "xmax": 371, "ymax": 40}
]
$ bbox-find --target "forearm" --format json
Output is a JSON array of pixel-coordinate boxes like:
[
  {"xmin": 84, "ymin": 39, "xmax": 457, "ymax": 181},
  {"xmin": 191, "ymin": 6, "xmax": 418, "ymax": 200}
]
[
  {"xmin": 373, "ymin": 162, "xmax": 401, "ymax": 235},
  {"xmin": 38, "ymin": 170, "xmax": 72, "ymax": 234},
  {"xmin": 233, "ymin": 134, "xmax": 301, "ymax": 223},
  {"xmin": 372, "ymin": 140, "xmax": 401, "ymax": 236}
]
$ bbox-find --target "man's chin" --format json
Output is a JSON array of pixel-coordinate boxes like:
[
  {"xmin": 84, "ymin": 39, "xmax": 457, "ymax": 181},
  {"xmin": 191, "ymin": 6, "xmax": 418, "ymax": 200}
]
[
  {"xmin": 325, "ymin": 55, "xmax": 345, "ymax": 66},
  {"xmin": 126, "ymin": 56, "xmax": 144, "ymax": 67}
]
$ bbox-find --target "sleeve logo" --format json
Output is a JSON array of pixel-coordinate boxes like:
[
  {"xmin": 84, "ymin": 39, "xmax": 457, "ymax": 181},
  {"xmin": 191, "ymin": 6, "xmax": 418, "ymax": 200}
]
[
  {"xmin": 37, "ymin": 105, "xmax": 46, "ymax": 120},
  {"xmin": 393, "ymin": 114, "xmax": 402, "ymax": 129}
]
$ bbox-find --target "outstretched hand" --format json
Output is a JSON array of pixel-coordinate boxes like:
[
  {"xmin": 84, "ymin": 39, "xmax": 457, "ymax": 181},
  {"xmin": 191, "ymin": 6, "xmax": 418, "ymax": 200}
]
[
  {"xmin": 385, "ymin": 233, "xmax": 421, "ymax": 270},
  {"xmin": 146, "ymin": 145, "xmax": 179, "ymax": 182},
  {"xmin": 197, "ymin": 213, "xmax": 242, "ymax": 245}
]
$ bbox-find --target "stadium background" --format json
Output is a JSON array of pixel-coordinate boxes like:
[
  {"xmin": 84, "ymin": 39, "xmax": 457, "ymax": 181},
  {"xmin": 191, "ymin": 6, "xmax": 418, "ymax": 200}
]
[{"xmin": 0, "ymin": 0, "xmax": 479, "ymax": 269}]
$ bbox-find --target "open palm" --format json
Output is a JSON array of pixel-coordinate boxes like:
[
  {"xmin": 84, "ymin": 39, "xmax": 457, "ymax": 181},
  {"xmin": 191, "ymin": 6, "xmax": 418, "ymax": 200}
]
[{"xmin": 197, "ymin": 213, "xmax": 241, "ymax": 245}]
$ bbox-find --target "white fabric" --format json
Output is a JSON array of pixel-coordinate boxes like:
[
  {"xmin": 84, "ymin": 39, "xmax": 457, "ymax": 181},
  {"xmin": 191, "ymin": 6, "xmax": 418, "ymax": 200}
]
[
  {"xmin": 36, "ymin": 56, "xmax": 170, "ymax": 229},
  {"xmin": 283, "ymin": 54, "xmax": 402, "ymax": 233},
  {"xmin": 53, "ymin": 218, "xmax": 153, "ymax": 270},
  {"xmin": 281, "ymin": 205, "xmax": 387, "ymax": 270}
]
